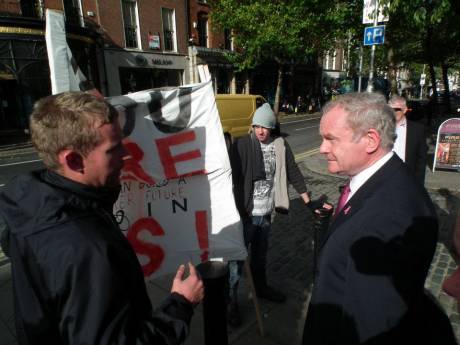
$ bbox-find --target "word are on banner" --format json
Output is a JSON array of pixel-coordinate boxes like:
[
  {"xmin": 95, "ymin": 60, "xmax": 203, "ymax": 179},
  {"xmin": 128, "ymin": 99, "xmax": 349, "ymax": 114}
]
[
  {"xmin": 108, "ymin": 81, "xmax": 247, "ymax": 279},
  {"xmin": 433, "ymin": 118, "xmax": 460, "ymax": 172}
]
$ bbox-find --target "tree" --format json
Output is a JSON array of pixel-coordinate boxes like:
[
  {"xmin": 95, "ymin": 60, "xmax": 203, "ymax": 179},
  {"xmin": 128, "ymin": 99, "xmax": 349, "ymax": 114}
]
[
  {"xmin": 208, "ymin": 0, "xmax": 359, "ymax": 114},
  {"xmin": 383, "ymin": 0, "xmax": 460, "ymax": 103}
]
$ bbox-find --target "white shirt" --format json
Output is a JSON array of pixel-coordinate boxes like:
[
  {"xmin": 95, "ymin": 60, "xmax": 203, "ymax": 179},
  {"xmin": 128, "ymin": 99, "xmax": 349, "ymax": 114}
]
[
  {"xmin": 347, "ymin": 151, "xmax": 394, "ymax": 202},
  {"xmin": 393, "ymin": 118, "xmax": 407, "ymax": 162}
]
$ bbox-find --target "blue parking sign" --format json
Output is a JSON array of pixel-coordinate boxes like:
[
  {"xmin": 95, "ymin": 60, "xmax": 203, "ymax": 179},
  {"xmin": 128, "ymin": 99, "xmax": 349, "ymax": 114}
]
[{"xmin": 364, "ymin": 26, "xmax": 385, "ymax": 46}]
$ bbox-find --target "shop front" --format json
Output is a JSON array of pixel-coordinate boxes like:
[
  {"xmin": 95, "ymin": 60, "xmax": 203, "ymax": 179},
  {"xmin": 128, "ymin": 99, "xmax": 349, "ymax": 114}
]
[
  {"xmin": 104, "ymin": 49, "xmax": 186, "ymax": 96},
  {"xmin": 0, "ymin": 19, "xmax": 100, "ymax": 145}
]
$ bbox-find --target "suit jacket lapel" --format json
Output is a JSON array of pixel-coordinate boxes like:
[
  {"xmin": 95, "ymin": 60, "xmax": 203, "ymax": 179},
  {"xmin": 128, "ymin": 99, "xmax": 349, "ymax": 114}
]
[{"xmin": 319, "ymin": 155, "xmax": 404, "ymax": 251}]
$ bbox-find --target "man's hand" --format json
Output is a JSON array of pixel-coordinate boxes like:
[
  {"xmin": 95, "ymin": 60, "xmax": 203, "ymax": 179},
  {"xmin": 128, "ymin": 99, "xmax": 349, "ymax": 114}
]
[
  {"xmin": 171, "ymin": 262, "xmax": 204, "ymax": 305},
  {"xmin": 306, "ymin": 196, "xmax": 334, "ymax": 214}
]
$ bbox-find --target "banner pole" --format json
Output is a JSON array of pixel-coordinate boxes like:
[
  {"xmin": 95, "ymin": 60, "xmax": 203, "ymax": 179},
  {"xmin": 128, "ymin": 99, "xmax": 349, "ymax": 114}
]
[{"xmin": 244, "ymin": 259, "xmax": 265, "ymax": 336}]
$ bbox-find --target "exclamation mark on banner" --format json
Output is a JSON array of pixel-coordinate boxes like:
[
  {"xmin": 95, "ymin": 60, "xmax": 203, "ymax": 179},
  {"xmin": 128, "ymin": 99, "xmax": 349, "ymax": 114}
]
[{"xmin": 195, "ymin": 210, "xmax": 209, "ymax": 262}]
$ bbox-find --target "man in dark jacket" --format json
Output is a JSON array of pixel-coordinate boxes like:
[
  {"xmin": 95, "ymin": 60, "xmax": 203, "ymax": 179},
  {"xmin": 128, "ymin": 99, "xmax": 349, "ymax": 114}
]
[
  {"xmin": 388, "ymin": 95, "xmax": 428, "ymax": 183},
  {"xmin": 302, "ymin": 92, "xmax": 455, "ymax": 345},
  {"xmin": 227, "ymin": 103, "xmax": 320, "ymax": 326},
  {"xmin": 0, "ymin": 92, "xmax": 203, "ymax": 345}
]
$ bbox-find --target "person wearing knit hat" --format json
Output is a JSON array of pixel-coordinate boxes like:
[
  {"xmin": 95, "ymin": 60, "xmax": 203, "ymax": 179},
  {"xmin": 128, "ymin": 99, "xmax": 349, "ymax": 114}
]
[{"xmin": 227, "ymin": 103, "xmax": 329, "ymax": 327}]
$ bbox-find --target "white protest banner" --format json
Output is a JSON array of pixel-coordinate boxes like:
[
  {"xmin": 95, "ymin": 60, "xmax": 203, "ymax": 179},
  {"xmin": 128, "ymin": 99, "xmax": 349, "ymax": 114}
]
[
  {"xmin": 108, "ymin": 81, "xmax": 247, "ymax": 279},
  {"xmin": 45, "ymin": 9, "xmax": 89, "ymax": 94}
]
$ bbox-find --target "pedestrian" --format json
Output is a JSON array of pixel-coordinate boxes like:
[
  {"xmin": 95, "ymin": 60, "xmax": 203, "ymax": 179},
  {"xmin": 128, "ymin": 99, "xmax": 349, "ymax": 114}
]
[
  {"xmin": 302, "ymin": 92, "xmax": 456, "ymax": 344},
  {"xmin": 228, "ymin": 103, "xmax": 324, "ymax": 327},
  {"xmin": 388, "ymin": 95, "xmax": 428, "ymax": 184},
  {"xmin": 0, "ymin": 92, "xmax": 204, "ymax": 345}
]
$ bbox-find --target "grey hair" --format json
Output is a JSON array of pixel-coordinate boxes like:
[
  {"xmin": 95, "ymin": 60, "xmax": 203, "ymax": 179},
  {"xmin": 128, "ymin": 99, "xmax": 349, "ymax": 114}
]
[
  {"xmin": 322, "ymin": 92, "xmax": 396, "ymax": 150},
  {"xmin": 388, "ymin": 95, "xmax": 407, "ymax": 107}
]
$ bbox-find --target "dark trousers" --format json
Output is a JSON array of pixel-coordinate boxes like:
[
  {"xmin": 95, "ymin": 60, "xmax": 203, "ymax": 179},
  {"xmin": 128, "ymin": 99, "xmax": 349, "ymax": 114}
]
[{"xmin": 229, "ymin": 214, "xmax": 271, "ymax": 292}]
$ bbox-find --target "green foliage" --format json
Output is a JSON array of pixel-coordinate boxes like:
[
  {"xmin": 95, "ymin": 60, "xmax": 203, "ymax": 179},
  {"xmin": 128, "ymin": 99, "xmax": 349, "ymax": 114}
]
[{"xmin": 209, "ymin": 0, "xmax": 359, "ymax": 71}]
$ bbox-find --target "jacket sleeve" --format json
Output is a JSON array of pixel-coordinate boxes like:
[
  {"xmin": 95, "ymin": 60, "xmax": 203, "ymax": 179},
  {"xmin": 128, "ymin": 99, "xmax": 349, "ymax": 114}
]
[
  {"xmin": 44, "ymin": 233, "xmax": 193, "ymax": 345},
  {"xmin": 285, "ymin": 141, "xmax": 307, "ymax": 195},
  {"xmin": 230, "ymin": 138, "xmax": 249, "ymax": 219},
  {"xmin": 0, "ymin": 213, "xmax": 9, "ymax": 258}
]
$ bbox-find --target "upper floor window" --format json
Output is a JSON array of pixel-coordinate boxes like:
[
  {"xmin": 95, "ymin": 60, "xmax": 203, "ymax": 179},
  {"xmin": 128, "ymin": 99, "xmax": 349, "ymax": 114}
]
[
  {"xmin": 197, "ymin": 13, "xmax": 208, "ymax": 47},
  {"xmin": 63, "ymin": 0, "xmax": 83, "ymax": 26},
  {"xmin": 161, "ymin": 8, "xmax": 177, "ymax": 52},
  {"xmin": 224, "ymin": 28, "xmax": 232, "ymax": 51},
  {"xmin": 122, "ymin": 0, "xmax": 140, "ymax": 49},
  {"xmin": 21, "ymin": 0, "xmax": 43, "ymax": 18}
]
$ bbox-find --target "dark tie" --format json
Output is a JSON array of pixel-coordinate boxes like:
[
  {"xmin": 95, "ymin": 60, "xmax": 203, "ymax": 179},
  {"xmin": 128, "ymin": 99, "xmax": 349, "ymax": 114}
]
[{"xmin": 334, "ymin": 182, "xmax": 351, "ymax": 216}]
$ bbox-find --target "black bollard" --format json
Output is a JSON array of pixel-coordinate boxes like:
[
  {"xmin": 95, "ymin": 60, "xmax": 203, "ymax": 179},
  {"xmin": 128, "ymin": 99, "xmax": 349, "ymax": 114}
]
[
  {"xmin": 312, "ymin": 207, "xmax": 333, "ymax": 279},
  {"xmin": 196, "ymin": 261, "xmax": 229, "ymax": 345}
]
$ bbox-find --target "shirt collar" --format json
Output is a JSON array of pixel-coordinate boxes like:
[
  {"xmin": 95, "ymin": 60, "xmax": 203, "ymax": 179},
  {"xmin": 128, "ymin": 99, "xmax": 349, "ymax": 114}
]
[{"xmin": 349, "ymin": 151, "xmax": 394, "ymax": 197}]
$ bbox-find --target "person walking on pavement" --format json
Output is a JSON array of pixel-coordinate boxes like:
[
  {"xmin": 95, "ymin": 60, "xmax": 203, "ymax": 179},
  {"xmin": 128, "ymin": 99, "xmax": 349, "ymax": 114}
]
[
  {"xmin": 0, "ymin": 92, "xmax": 204, "ymax": 345},
  {"xmin": 228, "ymin": 103, "xmax": 322, "ymax": 327},
  {"xmin": 388, "ymin": 95, "xmax": 428, "ymax": 184},
  {"xmin": 302, "ymin": 92, "xmax": 456, "ymax": 345}
]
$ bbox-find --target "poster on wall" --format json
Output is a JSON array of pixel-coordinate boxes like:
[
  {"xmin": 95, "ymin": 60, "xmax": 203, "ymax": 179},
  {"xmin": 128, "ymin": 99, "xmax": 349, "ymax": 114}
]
[
  {"xmin": 433, "ymin": 118, "xmax": 460, "ymax": 172},
  {"xmin": 108, "ymin": 81, "xmax": 247, "ymax": 279},
  {"xmin": 148, "ymin": 33, "xmax": 161, "ymax": 50}
]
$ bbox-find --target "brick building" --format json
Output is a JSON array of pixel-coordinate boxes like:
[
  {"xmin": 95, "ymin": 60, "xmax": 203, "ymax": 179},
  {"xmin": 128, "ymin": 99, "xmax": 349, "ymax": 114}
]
[
  {"xmin": 0, "ymin": 0, "xmax": 190, "ymax": 144},
  {"xmin": 187, "ymin": 0, "xmax": 246, "ymax": 94}
]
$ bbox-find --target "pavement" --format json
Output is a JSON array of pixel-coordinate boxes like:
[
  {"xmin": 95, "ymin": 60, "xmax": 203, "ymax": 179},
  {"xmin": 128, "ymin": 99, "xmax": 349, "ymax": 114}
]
[{"xmin": 1, "ymin": 115, "xmax": 460, "ymax": 345}]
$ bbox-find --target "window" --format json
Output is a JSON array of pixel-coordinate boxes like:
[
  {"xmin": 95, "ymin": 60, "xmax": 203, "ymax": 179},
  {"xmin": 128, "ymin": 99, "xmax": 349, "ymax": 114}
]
[
  {"xmin": 197, "ymin": 13, "xmax": 208, "ymax": 47},
  {"xmin": 21, "ymin": 0, "xmax": 43, "ymax": 18},
  {"xmin": 162, "ymin": 8, "xmax": 177, "ymax": 52},
  {"xmin": 63, "ymin": 0, "xmax": 83, "ymax": 26},
  {"xmin": 224, "ymin": 28, "xmax": 232, "ymax": 50},
  {"xmin": 122, "ymin": 0, "xmax": 140, "ymax": 49}
]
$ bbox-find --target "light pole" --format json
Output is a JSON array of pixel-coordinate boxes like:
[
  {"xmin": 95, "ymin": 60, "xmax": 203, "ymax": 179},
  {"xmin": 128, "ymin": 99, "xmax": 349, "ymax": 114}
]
[{"xmin": 366, "ymin": 0, "xmax": 379, "ymax": 92}]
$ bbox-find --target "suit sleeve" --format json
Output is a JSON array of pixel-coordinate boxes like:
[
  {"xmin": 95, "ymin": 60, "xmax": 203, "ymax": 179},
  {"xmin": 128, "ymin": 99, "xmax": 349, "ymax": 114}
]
[{"xmin": 414, "ymin": 125, "xmax": 428, "ymax": 183}]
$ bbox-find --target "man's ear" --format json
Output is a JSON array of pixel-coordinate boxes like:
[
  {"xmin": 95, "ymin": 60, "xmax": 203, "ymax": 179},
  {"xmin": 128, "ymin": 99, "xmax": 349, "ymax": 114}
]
[
  {"xmin": 365, "ymin": 129, "xmax": 381, "ymax": 154},
  {"xmin": 58, "ymin": 149, "xmax": 84, "ymax": 173}
]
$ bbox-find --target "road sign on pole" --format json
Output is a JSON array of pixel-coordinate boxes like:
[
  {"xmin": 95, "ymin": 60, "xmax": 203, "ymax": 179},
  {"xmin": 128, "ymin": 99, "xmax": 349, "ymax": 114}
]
[{"xmin": 363, "ymin": 25, "xmax": 385, "ymax": 46}]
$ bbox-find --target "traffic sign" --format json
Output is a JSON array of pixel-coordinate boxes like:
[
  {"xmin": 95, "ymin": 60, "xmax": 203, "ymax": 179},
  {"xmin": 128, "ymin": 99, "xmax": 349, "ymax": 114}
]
[{"xmin": 363, "ymin": 25, "xmax": 385, "ymax": 46}]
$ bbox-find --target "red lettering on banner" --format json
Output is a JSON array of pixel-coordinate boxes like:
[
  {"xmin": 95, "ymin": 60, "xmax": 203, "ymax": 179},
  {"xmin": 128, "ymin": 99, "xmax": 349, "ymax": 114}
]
[
  {"xmin": 127, "ymin": 218, "xmax": 165, "ymax": 276},
  {"xmin": 121, "ymin": 140, "xmax": 156, "ymax": 185},
  {"xmin": 195, "ymin": 211, "xmax": 209, "ymax": 262},
  {"xmin": 156, "ymin": 131, "xmax": 206, "ymax": 179}
]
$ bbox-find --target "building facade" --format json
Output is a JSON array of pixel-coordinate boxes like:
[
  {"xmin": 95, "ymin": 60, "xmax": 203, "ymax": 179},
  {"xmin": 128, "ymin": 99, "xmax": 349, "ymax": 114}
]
[
  {"xmin": 0, "ymin": 0, "xmax": 191, "ymax": 145},
  {"xmin": 187, "ymin": 0, "xmax": 246, "ymax": 94}
]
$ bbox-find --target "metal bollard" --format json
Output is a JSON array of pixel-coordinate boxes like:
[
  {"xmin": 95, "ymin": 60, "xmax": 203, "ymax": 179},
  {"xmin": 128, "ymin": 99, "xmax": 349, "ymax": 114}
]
[
  {"xmin": 196, "ymin": 261, "xmax": 229, "ymax": 345},
  {"xmin": 312, "ymin": 207, "xmax": 333, "ymax": 279}
]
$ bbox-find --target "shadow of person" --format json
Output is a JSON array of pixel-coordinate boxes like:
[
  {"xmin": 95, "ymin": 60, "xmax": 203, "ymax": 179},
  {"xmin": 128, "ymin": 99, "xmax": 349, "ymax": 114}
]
[{"xmin": 349, "ymin": 216, "xmax": 457, "ymax": 344}]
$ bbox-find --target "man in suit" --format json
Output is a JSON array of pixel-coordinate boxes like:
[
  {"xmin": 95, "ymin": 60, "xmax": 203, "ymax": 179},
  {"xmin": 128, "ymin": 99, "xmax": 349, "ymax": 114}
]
[
  {"xmin": 302, "ymin": 92, "xmax": 455, "ymax": 344},
  {"xmin": 388, "ymin": 95, "xmax": 428, "ymax": 183}
]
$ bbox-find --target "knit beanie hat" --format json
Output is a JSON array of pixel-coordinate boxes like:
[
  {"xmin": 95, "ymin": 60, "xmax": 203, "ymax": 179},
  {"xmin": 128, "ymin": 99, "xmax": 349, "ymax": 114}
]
[{"xmin": 252, "ymin": 103, "xmax": 276, "ymax": 129}]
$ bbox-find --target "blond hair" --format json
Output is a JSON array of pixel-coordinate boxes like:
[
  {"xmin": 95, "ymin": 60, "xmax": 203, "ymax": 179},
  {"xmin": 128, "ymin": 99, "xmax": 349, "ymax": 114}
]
[{"xmin": 30, "ymin": 92, "xmax": 118, "ymax": 170}]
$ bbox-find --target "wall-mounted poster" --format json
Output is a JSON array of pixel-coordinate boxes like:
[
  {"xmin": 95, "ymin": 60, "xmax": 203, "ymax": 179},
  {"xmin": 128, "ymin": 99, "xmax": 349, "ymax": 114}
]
[
  {"xmin": 433, "ymin": 118, "xmax": 460, "ymax": 172},
  {"xmin": 148, "ymin": 33, "xmax": 160, "ymax": 50}
]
